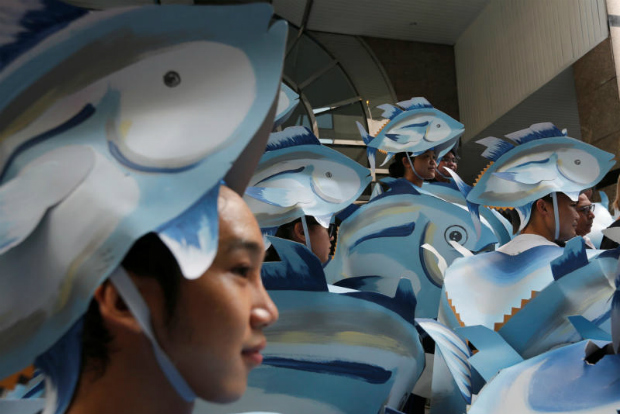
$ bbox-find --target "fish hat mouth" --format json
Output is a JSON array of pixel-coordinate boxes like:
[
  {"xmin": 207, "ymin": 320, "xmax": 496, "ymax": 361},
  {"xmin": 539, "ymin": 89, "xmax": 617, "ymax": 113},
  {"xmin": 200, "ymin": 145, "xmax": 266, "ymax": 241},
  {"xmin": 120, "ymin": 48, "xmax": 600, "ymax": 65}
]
[{"xmin": 0, "ymin": 2, "xmax": 286, "ymax": 385}]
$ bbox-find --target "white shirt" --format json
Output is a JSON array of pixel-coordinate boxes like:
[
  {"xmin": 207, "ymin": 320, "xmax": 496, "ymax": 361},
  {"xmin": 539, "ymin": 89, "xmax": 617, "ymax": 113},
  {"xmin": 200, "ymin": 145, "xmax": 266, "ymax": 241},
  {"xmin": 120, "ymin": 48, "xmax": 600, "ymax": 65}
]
[{"xmin": 497, "ymin": 233, "xmax": 558, "ymax": 256}]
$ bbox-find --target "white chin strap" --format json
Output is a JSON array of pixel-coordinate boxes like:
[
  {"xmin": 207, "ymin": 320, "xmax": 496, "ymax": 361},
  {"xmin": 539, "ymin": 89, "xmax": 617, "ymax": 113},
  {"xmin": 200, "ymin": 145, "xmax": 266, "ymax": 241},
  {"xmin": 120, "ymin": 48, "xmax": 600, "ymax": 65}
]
[
  {"xmin": 551, "ymin": 192, "xmax": 560, "ymax": 241},
  {"xmin": 406, "ymin": 154, "xmax": 426, "ymax": 183},
  {"xmin": 301, "ymin": 215, "xmax": 312, "ymax": 251},
  {"xmin": 109, "ymin": 267, "xmax": 197, "ymax": 402}
]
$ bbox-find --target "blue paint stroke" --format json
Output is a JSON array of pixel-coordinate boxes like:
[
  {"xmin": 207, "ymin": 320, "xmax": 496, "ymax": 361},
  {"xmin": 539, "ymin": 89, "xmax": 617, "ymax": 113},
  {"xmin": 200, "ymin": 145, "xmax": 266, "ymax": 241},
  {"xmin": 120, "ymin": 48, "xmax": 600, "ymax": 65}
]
[
  {"xmin": 344, "ymin": 278, "xmax": 417, "ymax": 326},
  {"xmin": 265, "ymin": 126, "xmax": 319, "ymax": 152},
  {"xmin": 0, "ymin": 0, "xmax": 87, "ymax": 72},
  {"xmin": 0, "ymin": 104, "xmax": 95, "ymax": 182},
  {"xmin": 107, "ymin": 141, "xmax": 201, "ymax": 174},
  {"xmin": 254, "ymin": 166, "xmax": 305, "ymax": 186},
  {"xmin": 550, "ymin": 237, "xmax": 588, "ymax": 280},
  {"xmin": 263, "ymin": 357, "xmax": 392, "ymax": 384},
  {"xmin": 350, "ymin": 222, "xmax": 416, "ymax": 250}
]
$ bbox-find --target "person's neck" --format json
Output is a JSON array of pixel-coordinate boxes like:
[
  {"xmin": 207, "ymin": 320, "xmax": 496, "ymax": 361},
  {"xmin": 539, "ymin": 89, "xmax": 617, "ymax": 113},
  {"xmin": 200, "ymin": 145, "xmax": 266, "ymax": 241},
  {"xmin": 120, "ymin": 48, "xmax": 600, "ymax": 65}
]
[
  {"xmin": 433, "ymin": 173, "xmax": 450, "ymax": 183},
  {"xmin": 520, "ymin": 222, "xmax": 553, "ymax": 242},
  {"xmin": 404, "ymin": 171, "xmax": 423, "ymax": 188},
  {"xmin": 66, "ymin": 338, "xmax": 193, "ymax": 414}
]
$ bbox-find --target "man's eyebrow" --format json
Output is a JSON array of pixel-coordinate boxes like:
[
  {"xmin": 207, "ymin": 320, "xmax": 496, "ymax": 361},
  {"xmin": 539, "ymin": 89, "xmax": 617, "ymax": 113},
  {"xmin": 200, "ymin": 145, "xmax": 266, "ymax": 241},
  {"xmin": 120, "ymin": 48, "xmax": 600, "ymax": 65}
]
[{"xmin": 225, "ymin": 240, "xmax": 263, "ymax": 255}]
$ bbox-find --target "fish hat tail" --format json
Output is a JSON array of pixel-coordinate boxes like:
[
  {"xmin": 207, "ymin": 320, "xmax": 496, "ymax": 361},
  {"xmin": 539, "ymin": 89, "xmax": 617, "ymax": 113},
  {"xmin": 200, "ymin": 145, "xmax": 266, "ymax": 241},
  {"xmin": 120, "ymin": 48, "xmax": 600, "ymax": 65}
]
[
  {"xmin": 0, "ymin": 0, "xmax": 287, "ymax": 406},
  {"xmin": 356, "ymin": 121, "xmax": 377, "ymax": 177}
]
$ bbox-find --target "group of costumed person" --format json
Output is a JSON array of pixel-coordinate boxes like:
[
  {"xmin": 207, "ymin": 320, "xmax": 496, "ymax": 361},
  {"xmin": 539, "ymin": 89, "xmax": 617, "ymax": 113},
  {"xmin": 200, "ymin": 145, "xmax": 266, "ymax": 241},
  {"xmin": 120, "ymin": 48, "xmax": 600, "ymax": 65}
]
[{"xmin": 2, "ymin": 2, "xmax": 620, "ymax": 414}]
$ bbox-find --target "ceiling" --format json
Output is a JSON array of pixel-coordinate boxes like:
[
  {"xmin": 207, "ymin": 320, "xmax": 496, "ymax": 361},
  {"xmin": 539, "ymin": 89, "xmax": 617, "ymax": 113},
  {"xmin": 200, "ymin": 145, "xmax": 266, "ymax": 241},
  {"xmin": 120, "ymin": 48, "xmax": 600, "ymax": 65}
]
[{"xmin": 272, "ymin": 0, "xmax": 492, "ymax": 45}]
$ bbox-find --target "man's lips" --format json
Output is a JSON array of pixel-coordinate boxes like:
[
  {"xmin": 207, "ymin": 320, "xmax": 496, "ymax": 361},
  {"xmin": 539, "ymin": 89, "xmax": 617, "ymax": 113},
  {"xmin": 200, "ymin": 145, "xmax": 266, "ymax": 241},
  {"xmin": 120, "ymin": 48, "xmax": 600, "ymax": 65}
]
[{"xmin": 242, "ymin": 341, "xmax": 266, "ymax": 366}]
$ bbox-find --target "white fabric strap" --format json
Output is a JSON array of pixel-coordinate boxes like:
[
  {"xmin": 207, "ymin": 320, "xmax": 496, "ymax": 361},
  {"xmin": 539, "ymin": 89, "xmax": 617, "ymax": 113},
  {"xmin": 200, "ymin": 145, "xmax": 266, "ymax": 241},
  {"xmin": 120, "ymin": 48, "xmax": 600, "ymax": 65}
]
[
  {"xmin": 301, "ymin": 215, "xmax": 312, "ymax": 251},
  {"xmin": 109, "ymin": 267, "xmax": 197, "ymax": 402},
  {"xmin": 551, "ymin": 192, "xmax": 560, "ymax": 241},
  {"xmin": 406, "ymin": 153, "xmax": 427, "ymax": 184}
]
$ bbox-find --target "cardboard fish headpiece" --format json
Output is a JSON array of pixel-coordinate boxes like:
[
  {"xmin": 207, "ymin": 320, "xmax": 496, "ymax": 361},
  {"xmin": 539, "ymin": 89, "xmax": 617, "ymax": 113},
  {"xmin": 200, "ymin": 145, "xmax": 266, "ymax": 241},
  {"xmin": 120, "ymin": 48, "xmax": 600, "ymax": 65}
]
[
  {"xmin": 244, "ymin": 126, "xmax": 372, "ymax": 232},
  {"xmin": 356, "ymin": 97, "xmax": 464, "ymax": 176},
  {"xmin": 0, "ymin": 0, "xmax": 286, "ymax": 392},
  {"xmin": 469, "ymin": 123, "xmax": 615, "ymax": 208}
]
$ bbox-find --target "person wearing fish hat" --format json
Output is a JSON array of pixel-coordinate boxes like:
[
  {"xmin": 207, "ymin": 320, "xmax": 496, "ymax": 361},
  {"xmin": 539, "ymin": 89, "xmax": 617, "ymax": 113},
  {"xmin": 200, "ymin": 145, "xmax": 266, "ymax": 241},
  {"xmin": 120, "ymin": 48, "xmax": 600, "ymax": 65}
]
[
  {"xmin": 0, "ymin": 1, "xmax": 286, "ymax": 414},
  {"xmin": 432, "ymin": 123, "xmax": 616, "ymax": 414},
  {"xmin": 464, "ymin": 123, "xmax": 615, "ymax": 253},
  {"xmin": 244, "ymin": 126, "xmax": 371, "ymax": 265}
]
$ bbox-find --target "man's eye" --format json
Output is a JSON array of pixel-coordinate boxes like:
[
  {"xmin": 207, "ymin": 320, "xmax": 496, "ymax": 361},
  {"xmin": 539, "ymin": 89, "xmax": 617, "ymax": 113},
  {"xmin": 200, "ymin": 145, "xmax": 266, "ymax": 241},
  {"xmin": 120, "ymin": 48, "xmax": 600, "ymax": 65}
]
[{"xmin": 232, "ymin": 266, "xmax": 250, "ymax": 278}]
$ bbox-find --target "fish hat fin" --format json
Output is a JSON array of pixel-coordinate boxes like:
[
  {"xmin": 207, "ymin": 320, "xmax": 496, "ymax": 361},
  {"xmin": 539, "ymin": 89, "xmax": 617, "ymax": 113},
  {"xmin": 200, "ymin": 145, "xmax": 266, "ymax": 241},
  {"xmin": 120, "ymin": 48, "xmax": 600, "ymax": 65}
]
[
  {"xmin": 476, "ymin": 136, "xmax": 515, "ymax": 162},
  {"xmin": 376, "ymin": 103, "xmax": 403, "ymax": 120},
  {"xmin": 343, "ymin": 278, "xmax": 418, "ymax": 326},
  {"xmin": 265, "ymin": 126, "xmax": 320, "ymax": 152},
  {"xmin": 0, "ymin": 146, "xmax": 94, "ymax": 254},
  {"xmin": 0, "ymin": 1, "xmax": 286, "ymax": 390},
  {"xmin": 396, "ymin": 97, "xmax": 433, "ymax": 110},
  {"xmin": 567, "ymin": 315, "xmax": 611, "ymax": 341},
  {"xmin": 455, "ymin": 325, "xmax": 523, "ymax": 383},
  {"xmin": 261, "ymin": 236, "xmax": 328, "ymax": 292},
  {"xmin": 0, "ymin": 0, "xmax": 88, "ymax": 73},
  {"xmin": 505, "ymin": 122, "xmax": 566, "ymax": 145},
  {"xmin": 550, "ymin": 236, "xmax": 589, "ymax": 281},
  {"xmin": 273, "ymin": 82, "xmax": 299, "ymax": 129},
  {"xmin": 356, "ymin": 121, "xmax": 377, "ymax": 176},
  {"xmin": 417, "ymin": 318, "xmax": 473, "ymax": 403},
  {"xmin": 245, "ymin": 186, "xmax": 307, "ymax": 207}
]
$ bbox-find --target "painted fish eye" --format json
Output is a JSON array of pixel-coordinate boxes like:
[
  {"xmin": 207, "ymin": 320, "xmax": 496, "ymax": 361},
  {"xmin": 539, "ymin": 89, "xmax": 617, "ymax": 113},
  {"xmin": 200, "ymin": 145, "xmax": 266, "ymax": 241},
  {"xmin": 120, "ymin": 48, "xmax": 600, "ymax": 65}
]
[
  {"xmin": 436, "ymin": 124, "xmax": 441, "ymax": 128},
  {"xmin": 444, "ymin": 225, "xmax": 468, "ymax": 245},
  {"xmin": 574, "ymin": 159, "xmax": 581, "ymax": 165},
  {"xmin": 557, "ymin": 148, "xmax": 598, "ymax": 184},
  {"xmin": 164, "ymin": 71, "xmax": 181, "ymax": 87},
  {"xmin": 325, "ymin": 171, "xmax": 333, "ymax": 178}
]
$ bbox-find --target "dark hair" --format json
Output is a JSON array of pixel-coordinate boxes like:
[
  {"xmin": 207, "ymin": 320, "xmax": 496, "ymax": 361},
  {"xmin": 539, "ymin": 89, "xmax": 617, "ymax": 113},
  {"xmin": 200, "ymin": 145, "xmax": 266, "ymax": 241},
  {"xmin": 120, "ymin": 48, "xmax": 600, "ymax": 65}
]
[
  {"xmin": 388, "ymin": 153, "xmax": 409, "ymax": 178},
  {"xmin": 509, "ymin": 194, "xmax": 554, "ymax": 233},
  {"xmin": 264, "ymin": 216, "xmax": 321, "ymax": 262},
  {"xmin": 81, "ymin": 232, "xmax": 182, "ymax": 378}
]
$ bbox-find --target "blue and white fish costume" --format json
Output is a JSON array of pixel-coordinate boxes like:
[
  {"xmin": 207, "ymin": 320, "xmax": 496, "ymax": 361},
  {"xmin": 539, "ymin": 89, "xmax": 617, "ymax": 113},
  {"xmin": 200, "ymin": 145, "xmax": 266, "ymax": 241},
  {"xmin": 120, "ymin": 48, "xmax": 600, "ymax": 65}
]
[
  {"xmin": 0, "ymin": 1, "xmax": 286, "ymax": 413},
  {"xmin": 433, "ymin": 123, "xmax": 616, "ymax": 414}
]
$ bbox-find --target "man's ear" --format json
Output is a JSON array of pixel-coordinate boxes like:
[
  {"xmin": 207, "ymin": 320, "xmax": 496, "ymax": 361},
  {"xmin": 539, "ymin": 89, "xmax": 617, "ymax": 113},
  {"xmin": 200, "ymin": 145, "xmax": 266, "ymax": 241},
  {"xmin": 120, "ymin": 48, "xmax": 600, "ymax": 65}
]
[
  {"xmin": 93, "ymin": 280, "xmax": 141, "ymax": 334},
  {"xmin": 292, "ymin": 221, "xmax": 306, "ymax": 243},
  {"xmin": 401, "ymin": 156, "xmax": 411, "ymax": 171},
  {"xmin": 534, "ymin": 199, "xmax": 550, "ymax": 216}
]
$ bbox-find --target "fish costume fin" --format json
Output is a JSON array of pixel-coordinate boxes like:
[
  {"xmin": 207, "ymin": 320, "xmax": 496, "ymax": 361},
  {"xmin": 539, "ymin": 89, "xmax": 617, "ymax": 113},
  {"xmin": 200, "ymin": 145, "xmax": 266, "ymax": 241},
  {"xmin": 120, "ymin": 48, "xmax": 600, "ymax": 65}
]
[
  {"xmin": 611, "ymin": 259, "xmax": 620, "ymax": 353},
  {"xmin": 550, "ymin": 236, "xmax": 588, "ymax": 281},
  {"xmin": 356, "ymin": 121, "xmax": 377, "ymax": 176},
  {"xmin": 417, "ymin": 318, "xmax": 473, "ymax": 403},
  {"xmin": 344, "ymin": 278, "xmax": 417, "ymax": 326},
  {"xmin": 455, "ymin": 325, "xmax": 523, "ymax": 383},
  {"xmin": 505, "ymin": 122, "xmax": 566, "ymax": 145},
  {"xmin": 445, "ymin": 168, "xmax": 482, "ymax": 238},
  {"xmin": 245, "ymin": 186, "xmax": 307, "ymax": 207},
  {"xmin": 273, "ymin": 83, "xmax": 299, "ymax": 129},
  {"xmin": 567, "ymin": 316, "xmax": 611, "ymax": 341},
  {"xmin": 261, "ymin": 237, "xmax": 328, "ymax": 292},
  {"xmin": 396, "ymin": 97, "xmax": 434, "ymax": 110},
  {"xmin": 377, "ymin": 103, "xmax": 403, "ymax": 120},
  {"xmin": 0, "ymin": 146, "xmax": 94, "ymax": 254},
  {"xmin": 265, "ymin": 125, "xmax": 320, "ymax": 152},
  {"xmin": 476, "ymin": 136, "xmax": 515, "ymax": 162}
]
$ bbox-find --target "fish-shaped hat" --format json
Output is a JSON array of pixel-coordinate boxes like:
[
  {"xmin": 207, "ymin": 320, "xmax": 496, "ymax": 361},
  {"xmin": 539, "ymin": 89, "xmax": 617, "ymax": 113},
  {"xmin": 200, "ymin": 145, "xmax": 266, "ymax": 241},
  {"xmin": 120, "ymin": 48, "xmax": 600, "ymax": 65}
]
[
  {"xmin": 244, "ymin": 126, "xmax": 372, "ymax": 233},
  {"xmin": 0, "ymin": 0, "xmax": 286, "ymax": 406},
  {"xmin": 468, "ymin": 123, "xmax": 615, "ymax": 231},
  {"xmin": 356, "ymin": 97, "xmax": 464, "ymax": 176}
]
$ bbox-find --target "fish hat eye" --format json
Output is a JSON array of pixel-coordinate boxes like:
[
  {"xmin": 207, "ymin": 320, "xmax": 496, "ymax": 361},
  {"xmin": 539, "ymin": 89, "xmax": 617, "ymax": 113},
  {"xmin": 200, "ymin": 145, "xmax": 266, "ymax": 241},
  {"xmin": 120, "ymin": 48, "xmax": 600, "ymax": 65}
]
[
  {"xmin": 164, "ymin": 71, "xmax": 181, "ymax": 87},
  {"xmin": 425, "ymin": 118, "xmax": 450, "ymax": 142},
  {"xmin": 444, "ymin": 225, "xmax": 468, "ymax": 245},
  {"xmin": 557, "ymin": 148, "xmax": 599, "ymax": 184}
]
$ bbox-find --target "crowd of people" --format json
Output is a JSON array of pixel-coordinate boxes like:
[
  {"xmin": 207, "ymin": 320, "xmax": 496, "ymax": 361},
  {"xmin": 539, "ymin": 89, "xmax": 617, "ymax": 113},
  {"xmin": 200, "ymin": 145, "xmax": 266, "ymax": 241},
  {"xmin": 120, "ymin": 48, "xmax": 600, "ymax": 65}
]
[{"xmin": 2, "ymin": 2, "xmax": 620, "ymax": 414}]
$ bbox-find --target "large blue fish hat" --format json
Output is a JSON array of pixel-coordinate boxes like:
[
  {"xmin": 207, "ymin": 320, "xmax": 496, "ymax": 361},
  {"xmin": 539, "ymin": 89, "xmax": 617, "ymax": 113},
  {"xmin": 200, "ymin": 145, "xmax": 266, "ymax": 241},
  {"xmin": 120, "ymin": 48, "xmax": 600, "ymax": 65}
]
[
  {"xmin": 356, "ymin": 97, "xmax": 464, "ymax": 176},
  {"xmin": 0, "ymin": 0, "xmax": 286, "ymax": 409},
  {"xmin": 467, "ymin": 123, "xmax": 615, "ymax": 231},
  {"xmin": 244, "ymin": 126, "xmax": 372, "ymax": 232}
]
